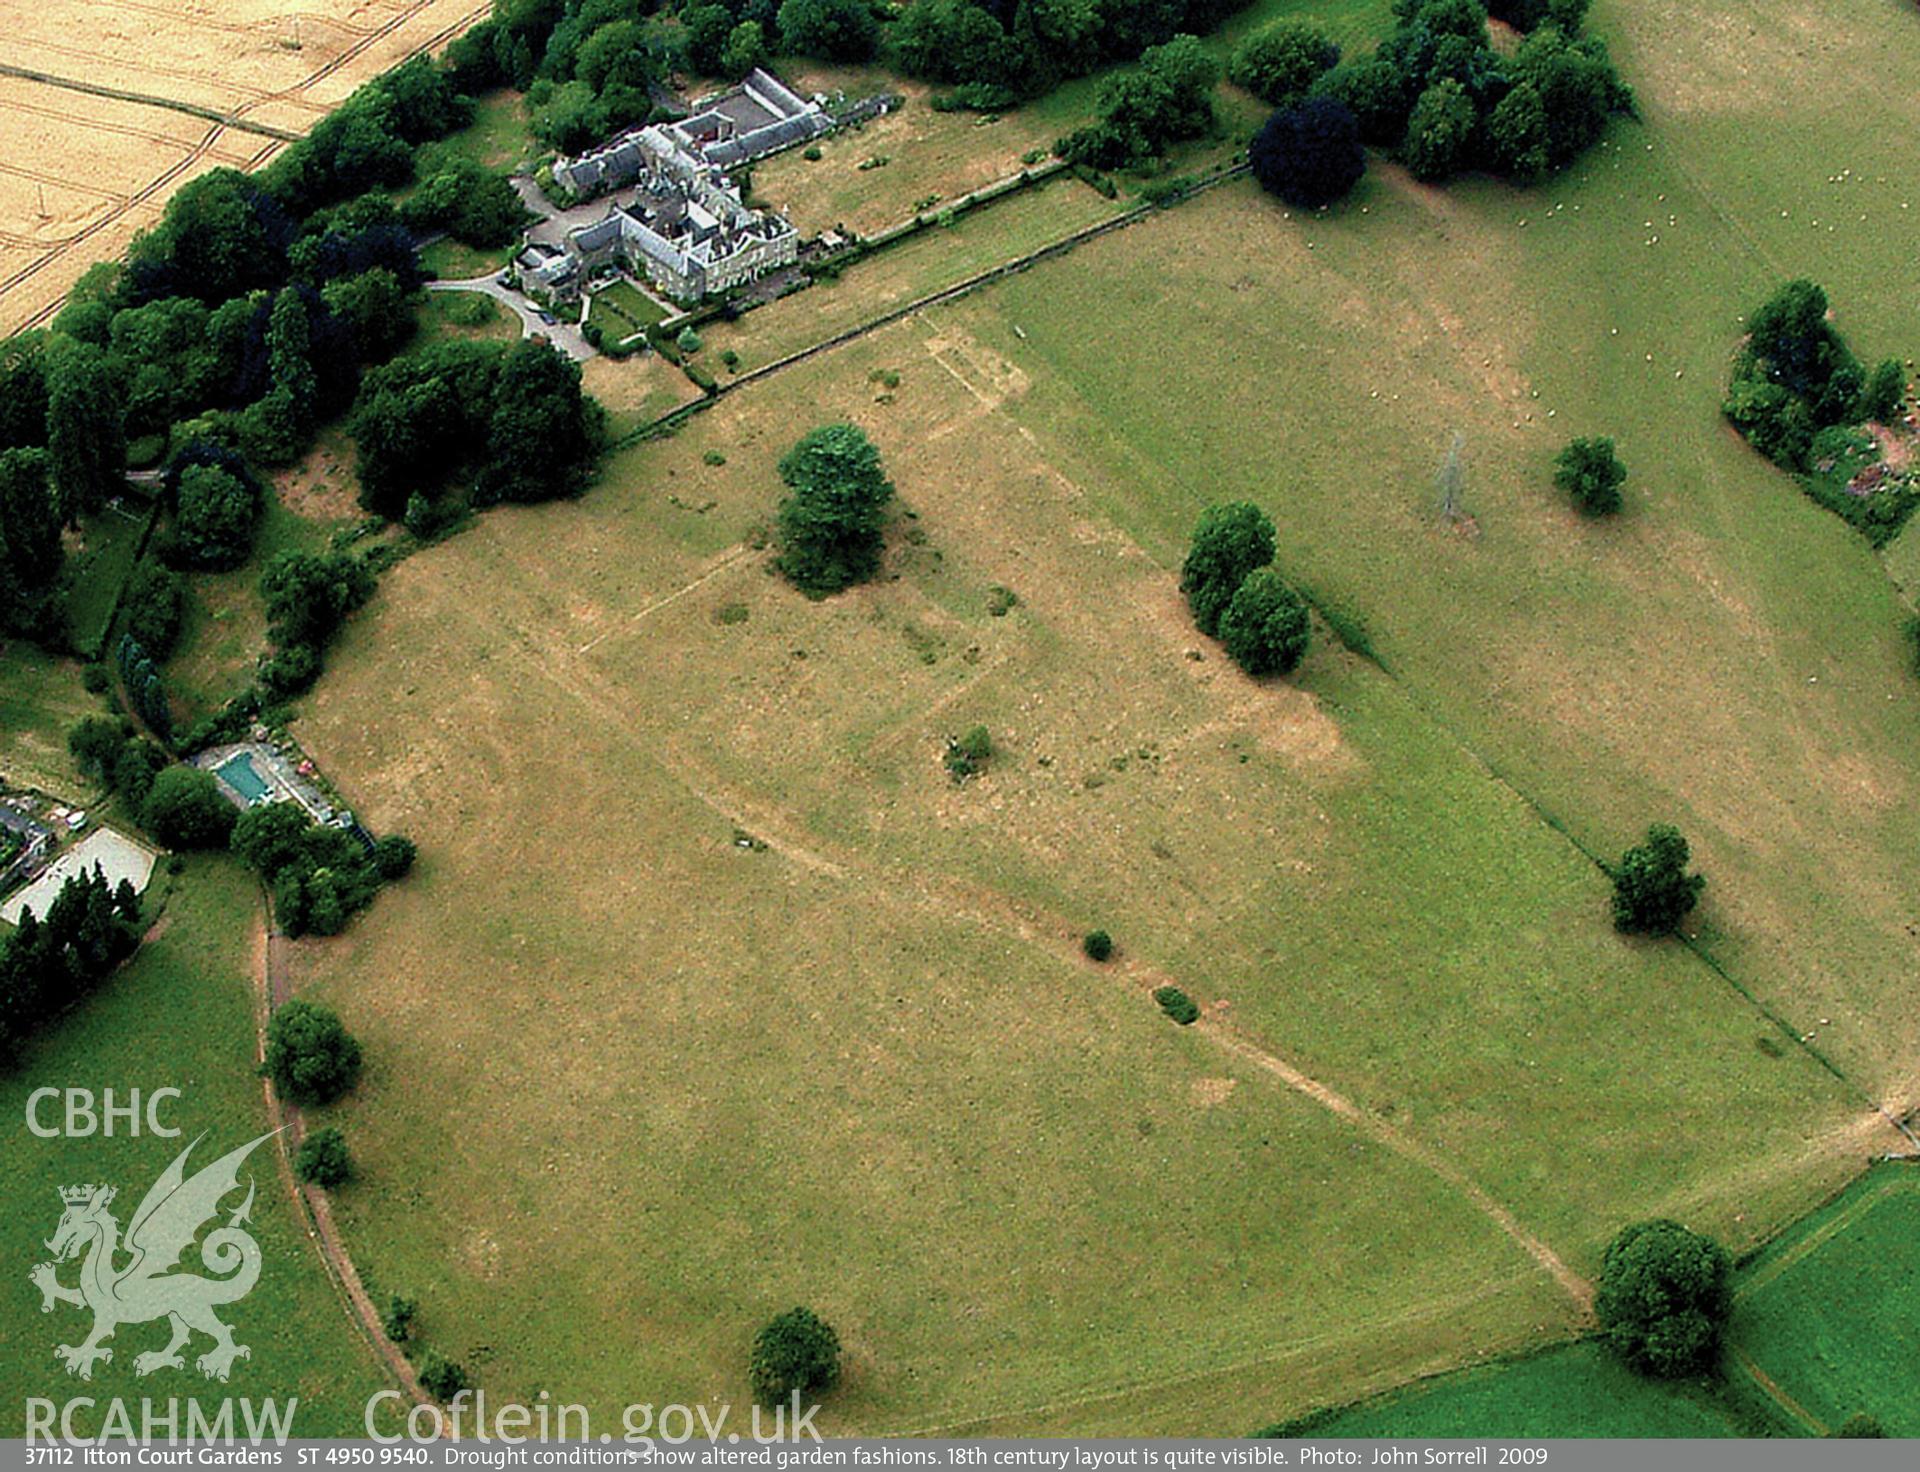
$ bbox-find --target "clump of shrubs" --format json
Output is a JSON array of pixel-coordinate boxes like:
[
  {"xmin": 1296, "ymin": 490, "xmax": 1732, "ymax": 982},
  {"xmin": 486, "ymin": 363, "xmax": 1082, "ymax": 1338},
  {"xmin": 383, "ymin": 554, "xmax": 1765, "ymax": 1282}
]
[
  {"xmin": 1153, "ymin": 985, "xmax": 1200, "ymax": 1025},
  {"xmin": 1083, "ymin": 930, "xmax": 1114, "ymax": 962},
  {"xmin": 749, "ymin": 1308, "xmax": 840, "ymax": 1409},
  {"xmin": 945, "ymin": 724, "xmax": 993, "ymax": 781},
  {"xmin": 1056, "ymin": 36, "xmax": 1220, "ymax": 170},
  {"xmin": 232, "ymin": 802, "xmax": 413, "ymax": 937},
  {"xmin": 382, "ymin": 1294, "xmax": 418, "ymax": 1344},
  {"xmin": 1724, "ymin": 279, "xmax": 1909, "ymax": 490},
  {"xmin": 1553, "ymin": 436, "xmax": 1627, "ymax": 516},
  {"xmin": 294, "ymin": 1126, "xmax": 353, "ymax": 1188},
  {"xmin": 416, "ymin": 1350, "xmax": 469, "ymax": 1402},
  {"xmin": 68, "ymin": 717, "xmax": 170, "ymax": 812}
]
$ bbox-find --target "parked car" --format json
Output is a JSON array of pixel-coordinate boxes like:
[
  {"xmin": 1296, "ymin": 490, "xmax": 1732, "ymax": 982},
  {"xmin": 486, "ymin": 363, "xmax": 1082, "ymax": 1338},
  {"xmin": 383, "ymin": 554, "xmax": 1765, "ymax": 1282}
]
[{"xmin": 536, "ymin": 310, "xmax": 557, "ymax": 325}]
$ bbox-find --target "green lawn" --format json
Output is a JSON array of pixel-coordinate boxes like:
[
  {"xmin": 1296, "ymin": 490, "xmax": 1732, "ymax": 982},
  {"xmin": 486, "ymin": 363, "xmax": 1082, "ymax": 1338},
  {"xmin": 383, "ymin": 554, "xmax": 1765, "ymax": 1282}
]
[
  {"xmin": 589, "ymin": 279, "xmax": 669, "ymax": 335},
  {"xmin": 1731, "ymin": 1164, "xmax": 1920, "ymax": 1436},
  {"xmin": 420, "ymin": 238, "xmax": 512, "ymax": 283},
  {"xmin": 66, "ymin": 502, "xmax": 154, "ymax": 659},
  {"xmin": 1263, "ymin": 1163, "xmax": 1920, "ymax": 1438},
  {"xmin": 0, "ymin": 859, "xmax": 395, "ymax": 1436},
  {"xmin": 166, "ymin": 477, "xmax": 359, "ymax": 725},
  {"xmin": 438, "ymin": 90, "xmax": 536, "ymax": 173},
  {"xmin": 418, "ymin": 289, "xmax": 516, "ymax": 344},
  {"xmin": 1264, "ymin": 1340, "xmax": 1760, "ymax": 1438}
]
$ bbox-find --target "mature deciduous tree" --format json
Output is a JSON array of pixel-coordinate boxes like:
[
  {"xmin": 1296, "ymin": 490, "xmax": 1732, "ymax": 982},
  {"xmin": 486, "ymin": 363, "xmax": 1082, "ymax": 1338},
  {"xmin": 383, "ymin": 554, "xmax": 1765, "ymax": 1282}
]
[
  {"xmin": 261, "ymin": 999, "xmax": 364, "ymax": 1106},
  {"xmin": 1219, "ymin": 567, "xmax": 1311, "ymax": 676},
  {"xmin": 1229, "ymin": 21, "xmax": 1339, "ymax": 104},
  {"xmin": 1595, "ymin": 1220, "xmax": 1731, "ymax": 1378},
  {"xmin": 749, "ymin": 1308, "xmax": 841, "ymax": 1408},
  {"xmin": 776, "ymin": 423, "xmax": 895, "ymax": 596},
  {"xmin": 1553, "ymin": 436, "xmax": 1627, "ymax": 516},
  {"xmin": 1610, "ymin": 824, "xmax": 1704, "ymax": 935},
  {"xmin": 1180, "ymin": 501, "xmax": 1275, "ymax": 637},
  {"xmin": 1250, "ymin": 97, "xmax": 1366, "ymax": 207}
]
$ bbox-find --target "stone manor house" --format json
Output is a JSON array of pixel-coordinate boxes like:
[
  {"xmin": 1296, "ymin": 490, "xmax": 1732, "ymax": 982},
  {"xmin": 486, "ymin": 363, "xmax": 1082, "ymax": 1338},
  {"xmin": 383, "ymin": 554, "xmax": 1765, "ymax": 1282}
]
[{"xmin": 515, "ymin": 69, "xmax": 831, "ymax": 305}]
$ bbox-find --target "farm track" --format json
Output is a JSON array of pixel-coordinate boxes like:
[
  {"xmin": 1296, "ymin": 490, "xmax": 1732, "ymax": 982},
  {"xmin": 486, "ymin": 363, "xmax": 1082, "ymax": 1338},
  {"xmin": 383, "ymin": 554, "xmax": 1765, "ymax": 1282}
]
[
  {"xmin": 0, "ymin": 62, "xmax": 300, "ymax": 141},
  {"xmin": 251, "ymin": 904, "xmax": 429, "ymax": 1409}
]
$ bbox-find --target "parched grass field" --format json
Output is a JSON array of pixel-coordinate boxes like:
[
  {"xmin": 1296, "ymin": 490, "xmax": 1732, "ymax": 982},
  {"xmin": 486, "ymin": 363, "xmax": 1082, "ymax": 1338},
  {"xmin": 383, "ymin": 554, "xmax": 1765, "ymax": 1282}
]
[
  {"xmin": 237, "ymin": 0, "xmax": 1920, "ymax": 1437},
  {"xmin": 699, "ymin": 175, "xmax": 1126, "ymax": 374},
  {"xmin": 0, "ymin": 860, "xmax": 397, "ymax": 1436},
  {"xmin": 0, "ymin": 0, "xmax": 486, "ymax": 335},
  {"xmin": 755, "ymin": 73, "xmax": 1072, "ymax": 239},
  {"xmin": 0, "ymin": 645, "xmax": 101, "ymax": 797},
  {"xmin": 581, "ymin": 352, "xmax": 707, "ymax": 440}
]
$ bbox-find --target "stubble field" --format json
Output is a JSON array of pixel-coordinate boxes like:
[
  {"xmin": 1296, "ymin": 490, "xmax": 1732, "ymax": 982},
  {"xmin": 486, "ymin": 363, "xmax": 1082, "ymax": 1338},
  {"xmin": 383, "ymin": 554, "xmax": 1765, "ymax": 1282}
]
[{"xmin": 0, "ymin": 0, "xmax": 486, "ymax": 336}]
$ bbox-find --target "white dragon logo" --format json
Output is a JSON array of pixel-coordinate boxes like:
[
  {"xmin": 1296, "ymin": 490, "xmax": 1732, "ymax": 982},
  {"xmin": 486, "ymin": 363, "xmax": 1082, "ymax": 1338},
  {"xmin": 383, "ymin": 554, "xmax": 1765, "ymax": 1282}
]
[{"xmin": 29, "ymin": 1131, "xmax": 276, "ymax": 1382}]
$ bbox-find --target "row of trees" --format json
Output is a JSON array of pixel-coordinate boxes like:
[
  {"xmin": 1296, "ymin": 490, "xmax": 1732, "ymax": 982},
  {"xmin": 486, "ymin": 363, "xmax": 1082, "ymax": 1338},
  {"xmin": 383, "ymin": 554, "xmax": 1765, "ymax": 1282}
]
[
  {"xmin": 0, "ymin": 868, "xmax": 142, "ymax": 1064},
  {"xmin": 0, "ymin": 446, "xmax": 66, "ymax": 641},
  {"xmin": 893, "ymin": 0, "xmax": 1249, "ymax": 109},
  {"xmin": 1180, "ymin": 502, "xmax": 1312, "ymax": 676}
]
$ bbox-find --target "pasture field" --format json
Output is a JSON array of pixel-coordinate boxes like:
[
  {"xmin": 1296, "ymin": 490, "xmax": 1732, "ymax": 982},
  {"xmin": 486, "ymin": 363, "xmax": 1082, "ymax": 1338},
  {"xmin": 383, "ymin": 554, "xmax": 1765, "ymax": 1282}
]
[
  {"xmin": 1264, "ymin": 1341, "xmax": 1757, "ymax": 1438},
  {"xmin": 0, "ymin": 859, "xmax": 394, "ymax": 1436},
  {"xmin": 946, "ymin": 0, "xmax": 1920, "ymax": 1102},
  {"xmin": 9, "ymin": 0, "xmax": 1905, "ymax": 1440},
  {"xmin": 0, "ymin": 0, "xmax": 485, "ymax": 335},
  {"xmin": 1730, "ymin": 1164, "xmax": 1920, "ymax": 1436},
  {"xmin": 288, "ymin": 286, "xmax": 1868, "ymax": 1432}
]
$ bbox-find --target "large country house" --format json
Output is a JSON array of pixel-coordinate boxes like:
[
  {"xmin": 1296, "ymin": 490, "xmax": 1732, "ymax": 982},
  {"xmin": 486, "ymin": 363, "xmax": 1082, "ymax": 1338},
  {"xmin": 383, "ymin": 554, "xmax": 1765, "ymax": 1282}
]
[{"xmin": 515, "ymin": 69, "xmax": 831, "ymax": 305}]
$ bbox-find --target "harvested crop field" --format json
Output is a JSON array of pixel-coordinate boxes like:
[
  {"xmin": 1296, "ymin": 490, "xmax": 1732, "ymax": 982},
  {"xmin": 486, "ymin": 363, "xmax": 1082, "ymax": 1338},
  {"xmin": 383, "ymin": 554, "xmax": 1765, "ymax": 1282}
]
[{"xmin": 0, "ymin": 0, "xmax": 486, "ymax": 335}]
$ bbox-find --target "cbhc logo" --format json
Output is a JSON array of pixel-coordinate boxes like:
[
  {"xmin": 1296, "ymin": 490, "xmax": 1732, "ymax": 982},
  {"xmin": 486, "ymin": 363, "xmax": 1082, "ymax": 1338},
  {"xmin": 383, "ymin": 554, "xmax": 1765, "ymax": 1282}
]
[{"xmin": 26, "ymin": 1088, "xmax": 183, "ymax": 1137}]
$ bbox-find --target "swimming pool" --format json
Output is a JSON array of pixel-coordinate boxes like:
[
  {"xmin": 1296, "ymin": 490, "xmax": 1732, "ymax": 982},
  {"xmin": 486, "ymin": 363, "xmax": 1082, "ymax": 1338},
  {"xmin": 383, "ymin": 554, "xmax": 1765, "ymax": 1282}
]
[{"xmin": 215, "ymin": 753, "xmax": 272, "ymax": 804}]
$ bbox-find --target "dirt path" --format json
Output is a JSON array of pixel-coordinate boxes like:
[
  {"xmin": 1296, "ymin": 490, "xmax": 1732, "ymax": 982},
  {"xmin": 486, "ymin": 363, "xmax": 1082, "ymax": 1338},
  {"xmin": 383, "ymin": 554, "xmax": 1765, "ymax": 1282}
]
[
  {"xmin": 249, "ymin": 904, "xmax": 427, "ymax": 1409},
  {"xmin": 1730, "ymin": 1347, "xmax": 1826, "ymax": 1436}
]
